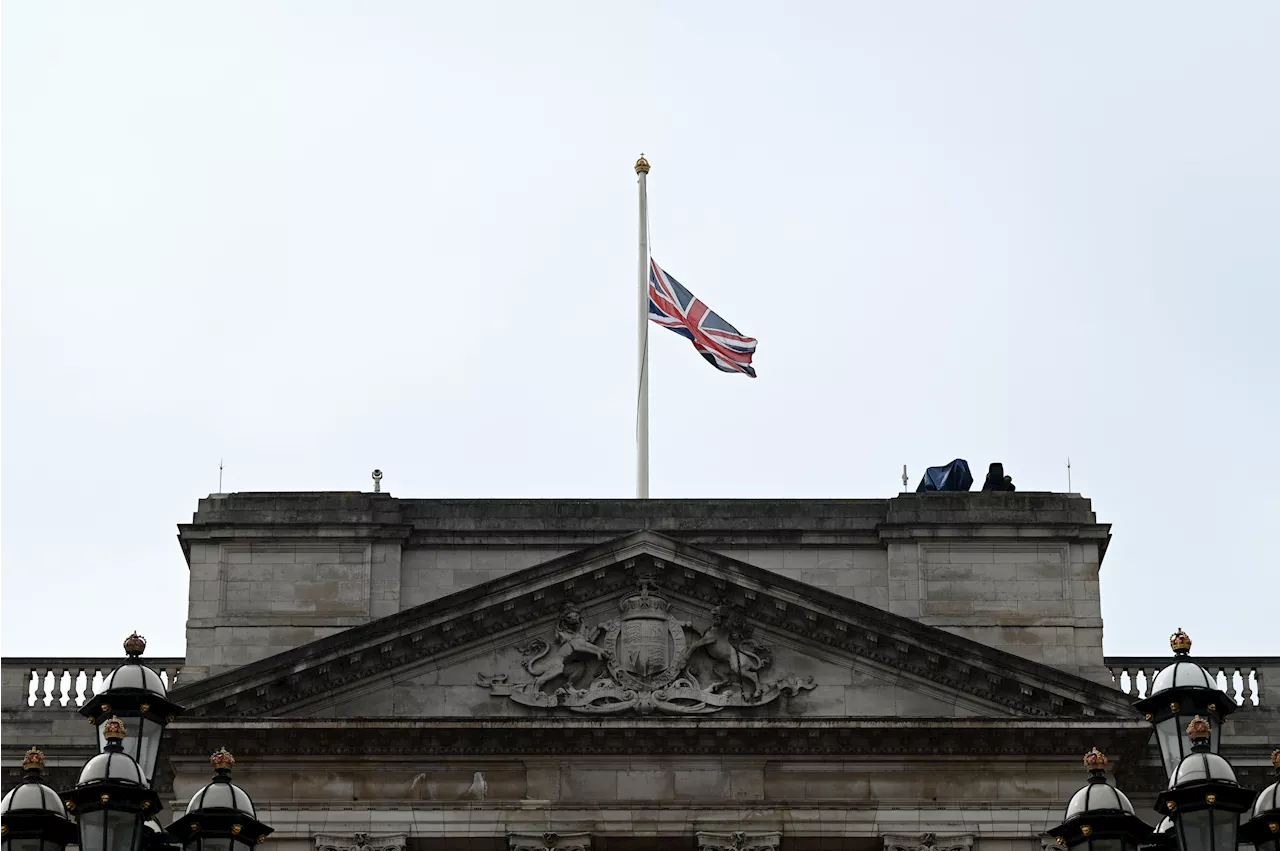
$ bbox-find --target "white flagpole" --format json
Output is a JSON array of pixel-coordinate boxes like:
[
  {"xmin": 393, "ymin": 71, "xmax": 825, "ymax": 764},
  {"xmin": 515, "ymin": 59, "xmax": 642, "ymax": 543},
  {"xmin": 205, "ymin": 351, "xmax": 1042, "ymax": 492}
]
[{"xmin": 635, "ymin": 154, "xmax": 651, "ymax": 499}]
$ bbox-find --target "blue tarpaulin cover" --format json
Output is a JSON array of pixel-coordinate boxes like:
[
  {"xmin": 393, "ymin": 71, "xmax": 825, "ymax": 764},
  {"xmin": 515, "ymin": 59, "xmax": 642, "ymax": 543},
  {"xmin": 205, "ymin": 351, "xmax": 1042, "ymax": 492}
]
[{"xmin": 916, "ymin": 459, "xmax": 974, "ymax": 493}]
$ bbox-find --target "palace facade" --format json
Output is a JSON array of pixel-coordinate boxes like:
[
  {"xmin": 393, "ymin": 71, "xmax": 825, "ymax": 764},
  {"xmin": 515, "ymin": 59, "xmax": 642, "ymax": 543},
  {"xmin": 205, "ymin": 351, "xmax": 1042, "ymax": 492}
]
[{"xmin": 4, "ymin": 492, "xmax": 1276, "ymax": 851}]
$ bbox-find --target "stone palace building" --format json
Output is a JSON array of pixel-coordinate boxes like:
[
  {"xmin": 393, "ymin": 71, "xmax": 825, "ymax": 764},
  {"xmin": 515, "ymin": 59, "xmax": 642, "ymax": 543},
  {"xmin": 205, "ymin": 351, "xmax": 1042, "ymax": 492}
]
[{"xmin": 3, "ymin": 492, "xmax": 1277, "ymax": 851}]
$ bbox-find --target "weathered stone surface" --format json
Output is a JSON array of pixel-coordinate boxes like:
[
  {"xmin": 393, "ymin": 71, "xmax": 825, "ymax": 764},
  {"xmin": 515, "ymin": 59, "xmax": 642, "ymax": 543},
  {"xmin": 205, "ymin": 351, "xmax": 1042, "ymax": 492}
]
[
  {"xmin": 177, "ymin": 494, "xmax": 1114, "ymax": 680},
  {"xmin": 165, "ymin": 539, "xmax": 1139, "ymax": 724},
  {"xmin": 11, "ymin": 490, "xmax": 1276, "ymax": 849}
]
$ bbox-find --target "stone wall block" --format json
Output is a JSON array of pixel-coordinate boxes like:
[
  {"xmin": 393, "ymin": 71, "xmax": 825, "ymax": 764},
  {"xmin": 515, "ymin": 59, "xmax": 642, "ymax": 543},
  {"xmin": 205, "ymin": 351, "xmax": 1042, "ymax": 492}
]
[
  {"xmin": 924, "ymin": 548, "xmax": 952, "ymax": 565},
  {"xmin": 1015, "ymin": 564, "xmax": 1063, "ymax": 581},
  {"xmin": 188, "ymin": 600, "xmax": 218, "ymax": 618},
  {"xmin": 783, "ymin": 550, "xmax": 819, "ymax": 573},
  {"xmin": 889, "ymin": 600, "xmax": 922, "ymax": 617},
  {"xmin": 852, "ymin": 586, "xmax": 889, "ymax": 610},
  {"xmin": 559, "ymin": 768, "xmax": 618, "ymax": 800},
  {"xmin": 745, "ymin": 550, "xmax": 784, "ymax": 572},
  {"xmin": 728, "ymin": 767, "xmax": 765, "ymax": 800},
  {"xmin": 949, "ymin": 549, "xmax": 995, "ymax": 564},
  {"xmin": 525, "ymin": 766, "xmax": 561, "ymax": 800},
  {"xmin": 1036, "ymin": 546, "xmax": 1066, "ymax": 564},
  {"xmin": 291, "ymin": 770, "xmax": 355, "ymax": 802},
  {"xmin": 617, "ymin": 769, "xmax": 676, "ymax": 801},
  {"xmin": 189, "ymin": 562, "xmax": 220, "ymax": 582},
  {"xmin": 817, "ymin": 551, "xmax": 854, "ymax": 572},
  {"xmin": 923, "ymin": 600, "xmax": 974, "ymax": 616},
  {"xmin": 948, "ymin": 580, "xmax": 998, "ymax": 601},
  {"xmin": 672, "ymin": 769, "xmax": 731, "ymax": 799},
  {"xmin": 888, "ymin": 560, "xmax": 918, "ymax": 581},
  {"xmin": 888, "ymin": 580, "xmax": 915, "ymax": 601},
  {"xmin": 762, "ymin": 767, "xmax": 807, "ymax": 798},
  {"xmin": 800, "ymin": 569, "xmax": 837, "ymax": 587},
  {"xmin": 1017, "ymin": 600, "xmax": 1068, "ymax": 616}
]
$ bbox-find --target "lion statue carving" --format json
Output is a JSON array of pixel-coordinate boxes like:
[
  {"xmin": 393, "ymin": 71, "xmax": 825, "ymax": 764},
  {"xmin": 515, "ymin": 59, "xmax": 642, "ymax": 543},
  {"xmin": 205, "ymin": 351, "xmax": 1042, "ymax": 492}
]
[
  {"xmin": 521, "ymin": 603, "xmax": 610, "ymax": 693},
  {"xmin": 686, "ymin": 604, "xmax": 770, "ymax": 699}
]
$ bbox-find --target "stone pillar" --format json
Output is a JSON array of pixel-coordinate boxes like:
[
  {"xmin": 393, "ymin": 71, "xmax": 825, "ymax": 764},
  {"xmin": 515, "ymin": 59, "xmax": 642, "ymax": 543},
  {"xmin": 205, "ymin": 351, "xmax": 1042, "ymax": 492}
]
[
  {"xmin": 1, "ymin": 664, "xmax": 31, "ymax": 711},
  {"xmin": 508, "ymin": 833, "xmax": 591, "ymax": 851},
  {"xmin": 315, "ymin": 835, "xmax": 406, "ymax": 851},
  {"xmin": 696, "ymin": 832, "xmax": 782, "ymax": 851},
  {"xmin": 884, "ymin": 834, "xmax": 976, "ymax": 851}
]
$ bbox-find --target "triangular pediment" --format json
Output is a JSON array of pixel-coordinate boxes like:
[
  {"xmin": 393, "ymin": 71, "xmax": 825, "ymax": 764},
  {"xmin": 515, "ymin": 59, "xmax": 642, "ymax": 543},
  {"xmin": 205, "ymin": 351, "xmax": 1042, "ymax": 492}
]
[{"xmin": 170, "ymin": 531, "xmax": 1137, "ymax": 722}]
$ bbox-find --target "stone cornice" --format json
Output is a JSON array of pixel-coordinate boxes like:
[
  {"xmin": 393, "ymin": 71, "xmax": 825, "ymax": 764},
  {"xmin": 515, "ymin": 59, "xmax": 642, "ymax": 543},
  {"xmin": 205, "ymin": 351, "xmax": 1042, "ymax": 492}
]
[
  {"xmin": 170, "ymin": 532, "xmax": 1136, "ymax": 720},
  {"xmin": 180, "ymin": 493, "xmax": 1108, "ymax": 548},
  {"xmin": 163, "ymin": 716, "xmax": 1153, "ymax": 758}
]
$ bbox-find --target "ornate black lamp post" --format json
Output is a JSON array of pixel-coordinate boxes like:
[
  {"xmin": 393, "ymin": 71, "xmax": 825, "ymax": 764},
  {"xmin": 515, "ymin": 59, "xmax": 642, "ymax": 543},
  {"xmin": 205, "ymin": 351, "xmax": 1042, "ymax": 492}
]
[
  {"xmin": 1240, "ymin": 749, "xmax": 1280, "ymax": 851},
  {"xmin": 80, "ymin": 633, "xmax": 184, "ymax": 786},
  {"xmin": 1047, "ymin": 748, "xmax": 1153, "ymax": 851},
  {"xmin": 166, "ymin": 749, "xmax": 273, "ymax": 851},
  {"xmin": 62, "ymin": 718, "xmax": 163, "ymax": 851},
  {"xmin": 0, "ymin": 749, "xmax": 78, "ymax": 851},
  {"xmin": 1153, "ymin": 717, "xmax": 1256, "ymax": 851},
  {"xmin": 3, "ymin": 633, "xmax": 271, "ymax": 851},
  {"xmin": 1134, "ymin": 630, "xmax": 1235, "ymax": 782}
]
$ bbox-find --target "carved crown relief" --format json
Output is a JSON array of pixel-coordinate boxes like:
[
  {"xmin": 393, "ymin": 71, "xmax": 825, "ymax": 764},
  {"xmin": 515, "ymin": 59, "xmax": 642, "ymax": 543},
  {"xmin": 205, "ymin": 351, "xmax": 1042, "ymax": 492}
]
[
  {"xmin": 884, "ymin": 834, "xmax": 975, "ymax": 851},
  {"xmin": 478, "ymin": 575, "xmax": 814, "ymax": 715},
  {"xmin": 508, "ymin": 832, "xmax": 591, "ymax": 851},
  {"xmin": 315, "ymin": 835, "xmax": 406, "ymax": 851},
  {"xmin": 697, "ymin": 831, "xmax": 782, "ymax": 851}
]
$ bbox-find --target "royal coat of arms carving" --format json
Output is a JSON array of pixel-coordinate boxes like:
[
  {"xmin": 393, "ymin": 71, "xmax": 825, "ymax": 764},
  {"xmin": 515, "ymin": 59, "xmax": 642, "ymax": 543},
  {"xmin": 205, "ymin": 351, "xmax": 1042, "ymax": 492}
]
[{"xmin": 478, "ymin": 575, "xmax": 814, "ymax": 715}]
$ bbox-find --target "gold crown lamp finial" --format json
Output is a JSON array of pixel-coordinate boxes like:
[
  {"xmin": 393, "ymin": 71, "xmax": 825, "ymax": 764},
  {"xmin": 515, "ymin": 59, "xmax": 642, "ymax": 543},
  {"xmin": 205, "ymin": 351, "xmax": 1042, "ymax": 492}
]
[
  {"xmin": 1186, "ymin": 715, "xmax": 1212, "ymax": 743},
  {"xmin": 635, "ymin": 154, "xmax": 650, "ymax": 174},
  {"xmin": 123, "ymin": 632, "xmax": 147, "ymax": 657},
  {"xmin": 102, "ymin": 716, "xmax": 127, "ymax": 742},
  {"xmin": 1170, "ymin": 628, "xmax": 1192, "ymax": 654},
  {"xmin": 1083, "ymin": 747, "xmax": 1109, "ymax": 772},
  {"xmin": 210, "ymin": 747, "xmax": 236, "ymax": 773},
  {"xmin": 23, "ymin": 747, "xmax": 45, "ymax": 772}
]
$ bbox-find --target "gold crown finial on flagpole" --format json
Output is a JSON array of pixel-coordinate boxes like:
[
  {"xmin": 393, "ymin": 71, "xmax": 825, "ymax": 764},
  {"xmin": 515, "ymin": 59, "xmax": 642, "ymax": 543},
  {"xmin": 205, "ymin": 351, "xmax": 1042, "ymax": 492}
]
[{"xmin": 635, "ymin": 154, "xmax": 650, "ymax": 174}]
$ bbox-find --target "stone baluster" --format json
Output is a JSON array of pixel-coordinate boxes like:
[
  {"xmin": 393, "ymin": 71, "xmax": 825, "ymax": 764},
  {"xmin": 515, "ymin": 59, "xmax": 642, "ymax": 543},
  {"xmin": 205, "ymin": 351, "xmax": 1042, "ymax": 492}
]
[
  {"xmin": 1239, "ymin": 665, "xmax": 1255, "ymax": 706},
  {"xmin": 72, "ymin": 667, "xmax": 87, "ymax": 706},
  {"xmin": 1120, "ymin": 667, "xmax": 1133, "ymax": 696},
  {"xmin": 1222, "ymin": 666, "xmax": 1241, "ymax": 704},
  {"xmin": 36, "ymin": 668, "xmax": 53, "ymax": 706}
]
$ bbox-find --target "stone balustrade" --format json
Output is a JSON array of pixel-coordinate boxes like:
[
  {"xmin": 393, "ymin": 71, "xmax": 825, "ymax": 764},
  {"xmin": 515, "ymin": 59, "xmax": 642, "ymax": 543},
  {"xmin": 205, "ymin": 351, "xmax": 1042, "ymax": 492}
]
[
  {"xmin": 1105, "ymin": 656, "xmax": 1278, "ymax": 706},
  {"xmin": 4, "ymin": 655, "xmax": 1275, "ymax": 711},
  {"xmin": 1, "ymin": 657, "xmax": 184, "ymax": 710}
]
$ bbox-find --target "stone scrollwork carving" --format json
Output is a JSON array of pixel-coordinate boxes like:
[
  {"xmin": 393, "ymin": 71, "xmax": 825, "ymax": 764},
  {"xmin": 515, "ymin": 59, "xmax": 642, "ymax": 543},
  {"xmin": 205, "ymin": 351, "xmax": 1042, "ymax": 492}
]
[
  {"xmin": 478, "ymin": 575, "xmax": 814, "ymax": 715},
  {"xmin": 884, "ymin": 834, "xmax": 975, "ymax": 851},
  {"xmin": 315, "ymin": 835, "xmax": 406, "ymax": 851},
  {"xmin": 696, "ymin": 831, "xmax": 782, "ymax": 851},
  {"xmin": 508, "ymin": 831, "xmax": 591, "ymax": 851}
]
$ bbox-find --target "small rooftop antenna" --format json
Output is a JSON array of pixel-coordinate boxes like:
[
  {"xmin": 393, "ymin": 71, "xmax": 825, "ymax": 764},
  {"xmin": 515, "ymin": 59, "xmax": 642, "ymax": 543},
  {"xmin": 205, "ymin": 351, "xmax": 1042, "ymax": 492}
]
[
  {"xmin": 1067, "ymin": 457, "xmax": 1072, "ymax": 493},
  {"xmin": 218, "ymin": 459, "xmax": 224, "ymax": 494},
  {"xmin": 902, "ymin": 464, "xmax": 909, "ymax": 492},
  {"xmin": 372, "ymin": 469, "xmax": 383, "ymax": 493}
]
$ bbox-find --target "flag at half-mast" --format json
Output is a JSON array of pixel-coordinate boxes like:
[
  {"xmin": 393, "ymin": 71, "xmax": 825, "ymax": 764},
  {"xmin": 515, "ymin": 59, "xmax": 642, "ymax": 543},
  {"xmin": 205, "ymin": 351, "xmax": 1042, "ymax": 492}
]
[{"xmin": 648, "ymin": 259, "xmax": 758, "ymax": 377}]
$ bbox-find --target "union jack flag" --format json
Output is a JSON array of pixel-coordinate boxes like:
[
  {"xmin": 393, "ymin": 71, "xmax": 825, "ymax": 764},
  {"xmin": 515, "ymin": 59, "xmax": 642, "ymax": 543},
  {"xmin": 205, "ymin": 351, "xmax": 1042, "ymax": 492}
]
[{"xmin": 648, "ymin": 259, "xmax": 757, "ymax": 377}]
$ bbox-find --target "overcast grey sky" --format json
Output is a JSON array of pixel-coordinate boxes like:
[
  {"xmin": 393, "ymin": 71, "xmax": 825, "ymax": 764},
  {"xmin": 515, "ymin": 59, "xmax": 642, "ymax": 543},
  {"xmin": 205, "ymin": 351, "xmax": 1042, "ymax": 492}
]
[{"xmin": 3, "ymin": 3, "xmax": 1277, "ymax": 660}]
